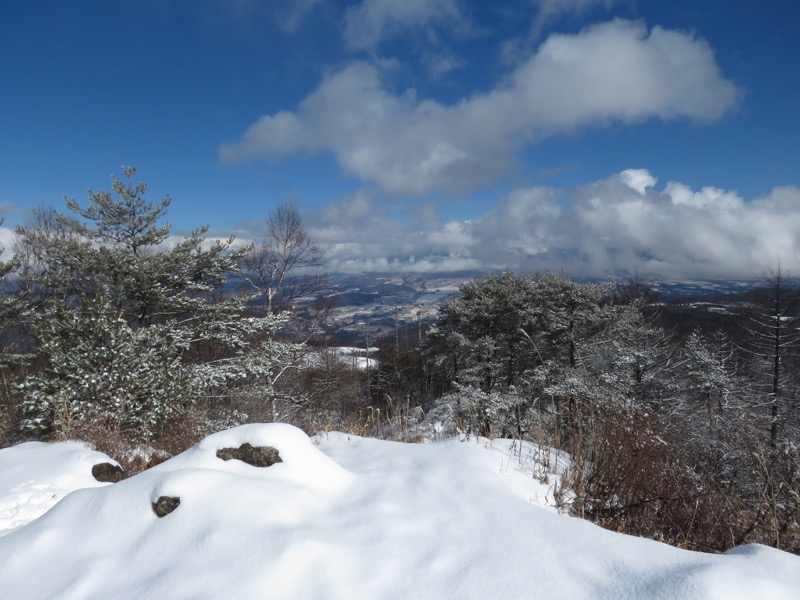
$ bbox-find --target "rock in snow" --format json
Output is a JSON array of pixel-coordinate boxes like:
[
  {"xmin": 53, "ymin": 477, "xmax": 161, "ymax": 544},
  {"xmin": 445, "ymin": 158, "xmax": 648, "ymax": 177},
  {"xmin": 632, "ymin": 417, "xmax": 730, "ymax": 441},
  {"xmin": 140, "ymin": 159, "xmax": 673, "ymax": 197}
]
[
  {"xmin": 0, "ymin": 423, "xmax": 798, "ymax": 599},
  {"xmin": 215, "ymin": 442, "xmax": 283, "ymax": 467},
  {"xmin": 151, "ymin": 495, "xmax": 181, "ymax": 518},
  {"xmin": 91, "ymin": 462, "xmax": 125, "ymax": 483}
]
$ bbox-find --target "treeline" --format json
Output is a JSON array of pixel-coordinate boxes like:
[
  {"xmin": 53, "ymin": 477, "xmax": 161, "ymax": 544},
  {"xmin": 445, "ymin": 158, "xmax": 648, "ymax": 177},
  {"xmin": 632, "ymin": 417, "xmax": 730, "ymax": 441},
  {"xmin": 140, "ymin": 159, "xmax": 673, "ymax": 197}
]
[{"xmin": 0, "ymin": 169, "xmax": 797, "ymax": 554}]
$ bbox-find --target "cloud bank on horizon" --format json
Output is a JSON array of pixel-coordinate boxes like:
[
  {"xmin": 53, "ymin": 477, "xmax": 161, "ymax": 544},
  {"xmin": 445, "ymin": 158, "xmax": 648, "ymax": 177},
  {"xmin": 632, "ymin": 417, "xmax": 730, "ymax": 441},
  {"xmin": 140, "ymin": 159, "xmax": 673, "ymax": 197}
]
[{"xmin": 305, "ymin": 170, "xmax": 800, "ymax": 279}]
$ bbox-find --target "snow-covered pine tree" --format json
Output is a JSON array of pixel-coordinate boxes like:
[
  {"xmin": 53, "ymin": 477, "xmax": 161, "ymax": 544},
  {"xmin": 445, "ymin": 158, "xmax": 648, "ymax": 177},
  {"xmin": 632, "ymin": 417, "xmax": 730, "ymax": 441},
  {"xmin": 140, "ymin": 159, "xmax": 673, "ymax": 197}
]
[
  {"xmin": 19, "ymin": 296, "xmax": 197, "ymax": 439},
  {"xmin": 525, "ymin": 273, "xmax": 611, "ymax": 442},
  {"xmin": 598, "ymin": 296, "xmax": 677, "ymax": 408},
  {"xmin": 424, "ymin": 272, "xmax": 543, "ymax": 436},
  {"xmin": 427, "ymin": 271, "xmax": 680, "ymax": 447},
  {"xmin": 428, "ymin": 272, "xmax": 540, "ymax": 392},
  {"xmin": 740, "ymin": 266, "xmax": 800, "ymax": 446},
  {"xmin": 0, "ymin": 218, "xmax": 21, "ymax": 365},
  {"xmin": 16, "ymin": 167, "xmax": 290, "ymax": 440}
]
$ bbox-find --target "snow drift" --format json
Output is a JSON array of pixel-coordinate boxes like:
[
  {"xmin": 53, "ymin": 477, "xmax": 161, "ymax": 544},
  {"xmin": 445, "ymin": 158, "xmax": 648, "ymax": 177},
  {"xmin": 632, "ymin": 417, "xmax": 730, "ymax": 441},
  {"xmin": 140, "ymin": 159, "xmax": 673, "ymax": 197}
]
[{"xmin": 0, "ymin": 424, "xmax": 798, "ymax": 599}]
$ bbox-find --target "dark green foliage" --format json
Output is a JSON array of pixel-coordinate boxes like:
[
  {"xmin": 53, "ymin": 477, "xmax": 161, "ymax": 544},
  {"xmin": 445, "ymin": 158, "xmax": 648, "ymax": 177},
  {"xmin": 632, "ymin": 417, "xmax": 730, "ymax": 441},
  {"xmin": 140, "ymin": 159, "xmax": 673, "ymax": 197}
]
[
  {"xmin": 14, "ymin": 168, "xmax": 286, "ymax": 440},
  {"xmin": 19, "ymin": 296, "xmax": 197, "ymax": 439}
]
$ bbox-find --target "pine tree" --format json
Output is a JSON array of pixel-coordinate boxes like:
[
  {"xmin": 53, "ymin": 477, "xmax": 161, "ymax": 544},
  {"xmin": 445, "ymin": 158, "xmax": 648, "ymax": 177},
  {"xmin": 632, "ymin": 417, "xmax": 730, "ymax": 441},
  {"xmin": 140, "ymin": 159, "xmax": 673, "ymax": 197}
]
[
  {"xmin": 740, "ymin": 266, "xmax": 800, "ymax": 446},
  {"xmin": 19, "ymin": 296, "xmax": 197, "ymax": 439},
  {"xmin": 429, "ymin": 272, "xmax": 539, "ymax": 391},
  {"xmin": 16, "ymin": 167, "xmax": 289, "ymax": 440},
  {"xmin": 427, "ymin": 271, "xmax": 677, "ymax": 446}
]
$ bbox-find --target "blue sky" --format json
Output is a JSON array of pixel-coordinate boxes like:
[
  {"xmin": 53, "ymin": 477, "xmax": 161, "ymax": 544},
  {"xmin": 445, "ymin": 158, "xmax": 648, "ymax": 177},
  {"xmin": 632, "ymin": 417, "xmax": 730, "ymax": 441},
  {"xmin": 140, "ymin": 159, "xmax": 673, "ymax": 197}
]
[{"xmin": 2, "ymin": 0, "xmax": 799, "ymax": 278}]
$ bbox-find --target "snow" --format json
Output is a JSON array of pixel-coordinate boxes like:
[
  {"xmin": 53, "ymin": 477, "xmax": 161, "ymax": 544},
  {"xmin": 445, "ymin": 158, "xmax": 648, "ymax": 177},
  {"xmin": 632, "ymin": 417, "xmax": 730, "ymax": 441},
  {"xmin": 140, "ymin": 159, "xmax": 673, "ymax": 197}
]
[
  {"xmin": 0, "ymin": 424, "xmax": 798, "ymax": 599},
  {"xmin": 0, "ymin": 441, "xmax": 118, "ymax": 537},
  {"xmin": 304, "ymin": 346, "xmax": 379, "ymax": 370}
]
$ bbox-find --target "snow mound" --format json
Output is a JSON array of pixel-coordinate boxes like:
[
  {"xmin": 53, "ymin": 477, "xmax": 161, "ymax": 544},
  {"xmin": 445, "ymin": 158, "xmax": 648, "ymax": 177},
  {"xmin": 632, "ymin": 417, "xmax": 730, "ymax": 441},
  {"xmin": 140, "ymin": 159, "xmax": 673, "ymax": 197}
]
[
  {"xmin": 0, "ymin": 441, "xmax": 118, "ymax": 537},
  {"xmin": 151, "ymin": 422, "xmax": 354, "ymax": 494},
  {"xmin": 0, "ymin": 424, "xmax": 798, "ymax": 599}
]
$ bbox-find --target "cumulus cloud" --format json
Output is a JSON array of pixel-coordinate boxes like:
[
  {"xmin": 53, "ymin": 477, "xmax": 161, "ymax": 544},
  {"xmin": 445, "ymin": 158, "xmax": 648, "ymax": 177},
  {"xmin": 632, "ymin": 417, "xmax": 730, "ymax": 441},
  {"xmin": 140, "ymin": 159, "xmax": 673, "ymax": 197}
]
[
  {"xmin": 299, "ymin": 172, "xmax": 800, "ymax": 279},
  {"xmin": 420, "ymin": 50, "xmax": 467, "ymax": 77},
  {"xmin": 553, "ymin": 177, "xmax": 800, "ymax": 278},
  {"xmin": 221, "ymin": 20, "xmax": 740, "ymax": 196},
  {"xmin": 619, "ymin": 169, "xmax": 656, "ymax": 195},
  {"xmin": 342, "ymin": 0, "xmax": 468, "ymax": 50}
]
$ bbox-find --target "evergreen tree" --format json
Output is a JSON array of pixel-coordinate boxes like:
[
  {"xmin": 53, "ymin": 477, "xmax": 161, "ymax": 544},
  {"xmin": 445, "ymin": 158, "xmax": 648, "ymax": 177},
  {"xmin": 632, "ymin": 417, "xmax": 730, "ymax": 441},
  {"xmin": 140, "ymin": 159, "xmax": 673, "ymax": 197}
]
[
  {"xmin": 0, "ymin": 218, "xmax": 21, "ymax": 362},
  {"xmin": 429, "ymin": 272, "xmax": 539, "ymax": 392},
  {"xmin": 16, "ymin": 167, "xmax": 288, "ymax": 440},
  {"xmin": 427, "ymin": 271, "xmax": 676, "ymax": 445},
  {"xmin": 19, "ymin": 296, "xmax": 197, "ymax": 439},
  {"xmin": 740, "ymin": 266, "xmax": 800, "ymax": 446}
]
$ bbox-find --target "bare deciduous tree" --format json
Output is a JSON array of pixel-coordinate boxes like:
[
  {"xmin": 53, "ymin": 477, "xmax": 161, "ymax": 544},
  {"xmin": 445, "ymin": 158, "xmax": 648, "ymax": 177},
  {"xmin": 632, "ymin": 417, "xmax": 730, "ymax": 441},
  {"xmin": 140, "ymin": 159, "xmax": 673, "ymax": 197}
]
[{"xmin": 239, "ymin": 203, "xmax": 326, "ymax": 314}]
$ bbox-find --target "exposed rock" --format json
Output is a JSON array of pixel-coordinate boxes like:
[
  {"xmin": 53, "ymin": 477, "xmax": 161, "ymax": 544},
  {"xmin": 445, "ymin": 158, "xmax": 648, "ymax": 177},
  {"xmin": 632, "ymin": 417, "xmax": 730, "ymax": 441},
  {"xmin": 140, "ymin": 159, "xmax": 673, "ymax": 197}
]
[
  {"xmin": 152, "ymin": 496, "xmax": 180, "ymax": 518},
  {"xmin": 91, "ymin": 462, "xmax": 125, "ymax": 483},
  {"xmin": 216, "ymin": 443, "xmax": 283, "ymax": 467}
]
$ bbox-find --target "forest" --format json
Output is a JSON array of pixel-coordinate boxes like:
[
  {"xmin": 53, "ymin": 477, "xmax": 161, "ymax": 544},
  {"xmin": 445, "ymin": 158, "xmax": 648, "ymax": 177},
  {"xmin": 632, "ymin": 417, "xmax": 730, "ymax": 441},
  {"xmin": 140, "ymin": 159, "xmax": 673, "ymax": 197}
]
[{"xmin": 0, "ymin": 168, "xmax": 797, "ymax": 555}]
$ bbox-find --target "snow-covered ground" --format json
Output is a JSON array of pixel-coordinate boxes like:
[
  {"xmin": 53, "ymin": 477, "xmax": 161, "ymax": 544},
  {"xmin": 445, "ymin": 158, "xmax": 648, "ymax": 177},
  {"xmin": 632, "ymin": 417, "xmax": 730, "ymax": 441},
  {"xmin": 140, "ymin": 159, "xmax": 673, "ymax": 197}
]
[
  {"xmin": 0, "ymin": 424, "xmax": 798, "ymax": 599},
  {"xmin": 303, "ymin": 346, "xmax": 379, "ymax": 370}
]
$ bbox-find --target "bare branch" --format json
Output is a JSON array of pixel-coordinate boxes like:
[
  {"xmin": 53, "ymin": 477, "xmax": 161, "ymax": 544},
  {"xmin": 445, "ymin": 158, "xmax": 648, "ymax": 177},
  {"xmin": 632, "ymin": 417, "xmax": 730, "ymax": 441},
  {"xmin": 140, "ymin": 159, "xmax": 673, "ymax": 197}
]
[{"xmin": 238, "ymin": 202, "xmax": 326, "ymax": 314}]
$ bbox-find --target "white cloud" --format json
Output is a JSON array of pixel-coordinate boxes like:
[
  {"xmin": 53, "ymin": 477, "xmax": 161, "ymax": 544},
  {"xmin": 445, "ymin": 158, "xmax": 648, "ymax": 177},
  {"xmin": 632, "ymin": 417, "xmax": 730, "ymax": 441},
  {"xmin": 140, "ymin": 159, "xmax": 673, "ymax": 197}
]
[
  {"xmin": 342, "ymin": 0, "xmax": 468, "ymax": 50},
  {"xmin": 297, "ymin": 172, "xmax": 800, "ymax": 279},
  {"xmin": 620, "ymin": 169, "xmax": 657, "ymax": 195},
  {"xmin": 534, "ymin": 0, "xmax": 622, "ymax": 13},
  {"xmin": 494, "ymin": 1, "xmax": 627, "ymax": 60},
  {"xmin": 421, "ymin": 50, "xmax": 467, "ymax": 77},
  {"xmin": 221, "ymin": 20, "xmax": 740, "ymax": 196}
]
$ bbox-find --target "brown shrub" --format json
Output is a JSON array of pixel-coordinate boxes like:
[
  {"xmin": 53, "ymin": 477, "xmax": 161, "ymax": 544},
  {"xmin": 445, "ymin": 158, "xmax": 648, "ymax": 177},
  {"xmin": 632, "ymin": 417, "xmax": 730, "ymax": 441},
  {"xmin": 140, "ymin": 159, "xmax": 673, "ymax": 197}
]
[{"xmin": 566, "ymin": 405, "xmax": 793, "ymax": 553}]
